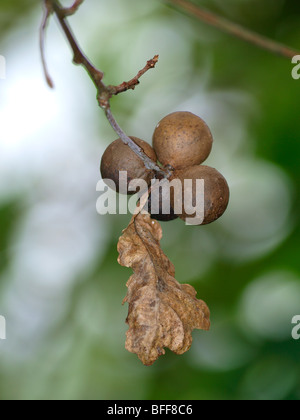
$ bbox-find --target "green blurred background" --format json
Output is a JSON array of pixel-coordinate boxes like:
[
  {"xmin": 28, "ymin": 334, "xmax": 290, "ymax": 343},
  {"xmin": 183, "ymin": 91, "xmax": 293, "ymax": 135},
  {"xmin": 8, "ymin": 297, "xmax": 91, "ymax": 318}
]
[{"xmin": 0, "ymin": 0, "xmax": 300, "ymax": 400}]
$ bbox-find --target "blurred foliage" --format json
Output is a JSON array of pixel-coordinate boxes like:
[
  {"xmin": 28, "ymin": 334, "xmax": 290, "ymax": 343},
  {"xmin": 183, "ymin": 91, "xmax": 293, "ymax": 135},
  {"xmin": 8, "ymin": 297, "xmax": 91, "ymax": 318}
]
[
  {"xmin": 0, "ymin": 201, "xmax": 19, "ymax": 277},
  {"xmin": 0, "ymin": 0, "xmax": 37, "ymax": 36},
  {"xmin": 0, "ymin": 0, "xmax": 300, "ymax": 401}
]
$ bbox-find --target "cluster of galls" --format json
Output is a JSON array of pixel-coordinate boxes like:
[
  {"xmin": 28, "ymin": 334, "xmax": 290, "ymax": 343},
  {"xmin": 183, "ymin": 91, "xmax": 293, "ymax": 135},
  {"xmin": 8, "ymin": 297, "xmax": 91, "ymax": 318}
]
[{"xmin": 101, "ymin": 111, "xmax": 230, "ymax": 225}]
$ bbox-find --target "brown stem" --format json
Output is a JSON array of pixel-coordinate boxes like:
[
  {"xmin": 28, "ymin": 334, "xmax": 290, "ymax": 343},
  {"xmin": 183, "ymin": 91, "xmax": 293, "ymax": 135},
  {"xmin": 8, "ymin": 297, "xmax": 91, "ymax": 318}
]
[
  {"xmin": 62, "ymin": 0, "xmax": 84, "ymax": 16},
  {"xmin": 40, "ymin": 1, "xmax": 54, "ymax": 88},
  {"xmin": 51, "ymin": 0, "xmax": 105, "ymax": 89},
  {"xmin": 109, "ymin": 55, "xmax": 160, "ymax": 95},
  {"xmin": 41, "ymin": 0, "xmax": 167, "ymax": 177},
  {"xmin": 105, "ymin": 107, "xmax": 166, "ymax": 176},
  {"xmin": 166, "ymin": 0, "xmax": 300, "ymax": 59}
]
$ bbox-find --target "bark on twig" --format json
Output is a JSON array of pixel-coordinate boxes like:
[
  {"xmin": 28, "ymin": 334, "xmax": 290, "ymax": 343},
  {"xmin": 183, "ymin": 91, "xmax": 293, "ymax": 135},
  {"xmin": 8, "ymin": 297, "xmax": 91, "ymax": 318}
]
[
  {"xmin": 166, "ymin": 0, "xmax": 300, "ymax": 59},
  {"xmin": 40, "ymin": 0, "xmax": 166, "ymax": 177}
]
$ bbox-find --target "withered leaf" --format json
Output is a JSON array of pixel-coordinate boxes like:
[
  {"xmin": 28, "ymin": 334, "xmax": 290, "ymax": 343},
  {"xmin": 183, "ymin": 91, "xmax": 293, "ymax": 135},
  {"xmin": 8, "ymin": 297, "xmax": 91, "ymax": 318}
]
[{"xmin": 118, "ymin": 212, "xmax": 210, "ymax": 366}]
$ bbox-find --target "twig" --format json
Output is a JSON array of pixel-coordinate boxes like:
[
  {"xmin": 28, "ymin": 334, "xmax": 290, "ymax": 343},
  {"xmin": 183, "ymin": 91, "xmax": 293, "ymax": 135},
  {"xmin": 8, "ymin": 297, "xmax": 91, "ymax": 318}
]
[
  {"xmin": 62, "ymin": 0, "xmax": 84, "ymax": 16},
  {"xmin": 105, "ymin": 108, "xmax": 166, "ymax": 175},
  {"xmin": 165, "ymin": 0, "xmax": 300, "ymax": 59},
  {"xmin": 41, "ymin": 0, "xmax": 166, "ymax": 177},
  {"xmin": 51, "ymin": 0, "xmax": 105, "ymax": 90},
  {"xmin": 108, "ymin": 55, "xmax": 160, "ymax": 95},
  {"xmin": 40, "ymin": 0, "xmax": 54, "ymax": 88}
]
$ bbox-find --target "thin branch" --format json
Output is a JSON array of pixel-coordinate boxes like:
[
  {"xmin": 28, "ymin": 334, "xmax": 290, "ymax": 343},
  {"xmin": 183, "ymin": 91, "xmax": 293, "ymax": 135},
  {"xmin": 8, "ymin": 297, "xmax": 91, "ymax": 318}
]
[
  {"xmin": 40, "ymin": 0, "xmax": 54, "ymax": 88},
  {"xmin": 165, "ymin": 0, "xmax": 300, "ymax": 59},
  {"xmin": 51, "ymin": 0, "xmax": 105, "ymax": 90},
  {"xmin": 41, "ymin": 0, "xmax": 166, "ymax": 177},
  {"xmin": 105, "ymin": 108, "xmax": 166, "ymax": 176},
  {"xmin": 109, "ymin": 55, "xmax": 160, "ymax": 95}
]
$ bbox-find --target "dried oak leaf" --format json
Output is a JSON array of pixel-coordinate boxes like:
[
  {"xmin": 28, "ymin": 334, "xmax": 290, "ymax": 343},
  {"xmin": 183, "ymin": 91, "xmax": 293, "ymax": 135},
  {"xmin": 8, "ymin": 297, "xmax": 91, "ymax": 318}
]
[{"xmin": 118, "ymin": 212, "xmax": 210, "ymax": 366}]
